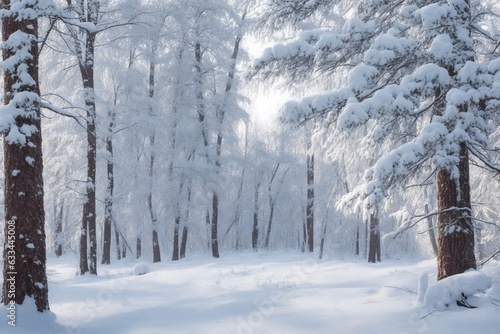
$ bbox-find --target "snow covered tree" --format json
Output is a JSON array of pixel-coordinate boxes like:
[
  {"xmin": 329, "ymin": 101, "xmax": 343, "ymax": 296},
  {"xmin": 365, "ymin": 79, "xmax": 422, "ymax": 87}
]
[
  {"xmin": 253, "ymin": 0, "xmax": 500, "ymax": 279},
  {"xmin": 1, "ymin": 0, "xmax": 55, "ymax": 312},
  {"xmin": 54, "ymin": 0, "xmax": 101, "ymax": 275}
]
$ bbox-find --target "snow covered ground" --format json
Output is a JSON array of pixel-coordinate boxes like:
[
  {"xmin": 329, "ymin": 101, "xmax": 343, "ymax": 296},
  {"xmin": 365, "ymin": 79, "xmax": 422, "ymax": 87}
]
[{"xmin": 1, "ymin": 252, "xmax": 500, "ymax": 334}]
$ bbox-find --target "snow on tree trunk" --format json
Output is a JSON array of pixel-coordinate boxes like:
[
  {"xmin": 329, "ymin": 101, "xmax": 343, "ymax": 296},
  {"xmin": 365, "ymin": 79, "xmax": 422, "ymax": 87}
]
[{"xmin": 1, "ymin": 0, "xmax": 49, "ymax": 311}]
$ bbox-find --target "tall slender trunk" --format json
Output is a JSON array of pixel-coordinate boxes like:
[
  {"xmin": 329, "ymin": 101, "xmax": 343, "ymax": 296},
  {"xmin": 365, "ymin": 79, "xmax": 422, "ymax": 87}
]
[
  {"xmin": 195, "ymin": 40, "xmax": 219, "ymax": 258},
  {"xmin": 355, "ymin": 225, "xmax": 360, "ymax": 256},
  {"xmin": 264, "ymin": 198, "xmax": 276, "ymax": 249},
  {"xmin": 148, "ymin": 43, "xmax": 161, "ymax": 263},
  {"xmin": 306, "ymin": 150, "xmax": 314, "ymax": 253},
  {"xmin": 180, "ymin": 226, "xmax": 188, "ymax": 259},
  {"xmin": 115, "ymin": 225, "xmax": 121, "ymax": 260},
  {"xmin": 319, "ymin": 220, "xmax": 328, "ymax": 260},
  {"xmin": 55, "ymin": 200, "xmax": 64, "ymax": 257},
  {"xmin": 102, "ymin": 107, "xmax": 115, "ymax": 265},
  {"xmin": 252, "ymin": 183, "xmax": 260, "ymax": 250},
  {"xmin": 180, "ymin": 180, "xmax": 192, "ymax": 259},
  {"xmin": 1, "ymin": 2, "xmax": 49, "ymax": 310},
  {"xmin": 424, "ymin": 203, "xmax": 438, "ymax": 257},
  {"xmin": 211, "ymin": 192, "xmax": 220, "ymax": 258},
  {"xmin": 74, "ymin": 2, "xmax": 98, "ymax": 275},
  {"xmin": 172, "ymin": 216, "xmax": 180, "ymax": 261},
  {"xmin": 368, "ymin": 213, "xmax": 381, "ymax": 263},
  {"xmin": 136, "ymin": 237, "xmax": 141, "ymax": 259},
  {"xmin": 301, "ymin": 219, "xmax": 307, "ymax": 253}
]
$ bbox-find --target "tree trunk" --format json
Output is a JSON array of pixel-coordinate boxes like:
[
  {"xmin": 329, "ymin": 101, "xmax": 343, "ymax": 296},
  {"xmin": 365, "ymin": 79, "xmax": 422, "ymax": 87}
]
[
  {"xmin": 306, "ymin": 151, "xmax": 314, "ymax": 252},
  {"xmin": 77, "ymin": 16, "xmax": 98, "ymax": 274},
  {"xmin": 211, "ymin": 192, "xmax": 220, "ymax": 258},
  {"xmin": 364, "ymin": 220, "xmax": 368, "ymax": 259},
  {"xmin": 264, "ymin": 199, "xmax": 276, "ymax": 249},
  {"xmin": 368, "ymin": 213, "xmax": 381, "ymax": 263},
  {"xmin": 355, "ymin": 225, "xmax": 360, "ymax": 256},
  {"xmin": 434, "ymin": 0, "xmax": 476, "ymax": 281},
  {"xmin": 319, "ymin": 220, "xmax": 328, "ymax": 260},
  {"xmin": 436, "ymin": 143, "xmax": 476, "ymax": 280},
  {"xmin": 121, "ymin": 235, "xmax": 127, "ymax": 259},
  {"xmin": 102, "ymin": 108, "xmax": 114, "ymax": 265},
  {"xmin": 180, "ymin": 226, "xmax": 188, "ymax": 259},
  {"xmin": 136, "ymin": 237, "xmax": 141, "ymax": 259},
  {"xmin": 424, "ymin": 203, "xmax": 439, "ymax": 257},
  {"xmin": 172, "ymin": 216, "xmax": 180, "ymax": 261},
  {"xmin": 148, "ymin": 43, "xmax": 161, "ymax": 263},
  {"xmin": 55, "ymin": 200, "xmax": 64, "ymax": 257},
  {"xmin": 252, "ymin": 183, "xmax": 260, "ymax": 250},
  {"xmin": 152, "ymin": 229, "xmax": 160, "ymax": 263},
  {"xmin": 301, "ymin": 219, "xmax": 307, "ymax": 253},
  {"xmin": 115, "ymin": 226, "xmax": 121, "ymax": 260},
  {"xmin": 1, "ymin": 3, "xmax": 49, "ymax": 311}
]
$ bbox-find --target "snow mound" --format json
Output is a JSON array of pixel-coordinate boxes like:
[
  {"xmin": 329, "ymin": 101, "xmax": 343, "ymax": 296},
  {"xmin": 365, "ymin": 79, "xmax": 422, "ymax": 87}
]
[
  {"xmin": 133, "ymin": 262, "xmax": 150, "ymax": 276},
  {"xmin": 424, "ymin": 270, "xmax": 490, "ymax": 310}
]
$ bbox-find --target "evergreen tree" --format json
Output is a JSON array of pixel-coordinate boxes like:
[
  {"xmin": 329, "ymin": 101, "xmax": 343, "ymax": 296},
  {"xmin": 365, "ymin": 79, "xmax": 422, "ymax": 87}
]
[{"xmin": 254, "ymin": 0, "xmax": 500, "ymax": 278}]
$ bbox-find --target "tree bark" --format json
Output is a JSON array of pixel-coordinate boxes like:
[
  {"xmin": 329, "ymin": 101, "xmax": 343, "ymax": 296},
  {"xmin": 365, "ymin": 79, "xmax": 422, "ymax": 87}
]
[
  {"xmin": 136, "ymin": 237, "xmax": 141, "ymax": 259},
  {"xmin": 115, "ymin": 226, "xmax": 121, "ymax": 260},
  {"xmin": 152, "ymin": 229, "xmax": 160, "ymax": 262},
  {"xmin": 306, "ymin": 151, "xmax": 314, "ymax": 252},
  {"xmin": 319, "ymin": 220, "xmax": 328, "ymax": 260},
  {"xmin": 180, "ymin": 226, "xmax": 188, "ymax": 259},
  {"xmin": 1, "ymin": 2, "xmax": 49, "ymax": 311},
  {"xmin": 172, "ymin": 216, "xmax": 180, "ymax": 261},
  {"xmin": 437, "ymin": 143, "xmax": 476, "ymax": 279},
  {"xmin": 102, "ymin": 108, "xmax": 115, "ymax": 265},
  {"xmin": 72, "ymin": 1, "xmax": 99, "ymax": 276},
  {"xmin": 252, "ymin": 183, "xmax": 260, "ymax": 250},
  {"xmin": 55, "ymin": 200, "xmax": 64, "ymax": 257},
  {"xmin": 211, "ymin": 192, "xmax": 220, "ymax": 258},
  {"xmin": 368, "ymin": 213, "xmax": 381, "ymax": 263},
  {"xmin": 148, "ymin": 42, "xmax": 161, "ymax": 263},
  {"xmin": 264, "ymin": 198, "xmax": 276, "ymax": 249},
  {"xmin": 355, "ymin": 225, "xmax": 360, "ymax": 256}
]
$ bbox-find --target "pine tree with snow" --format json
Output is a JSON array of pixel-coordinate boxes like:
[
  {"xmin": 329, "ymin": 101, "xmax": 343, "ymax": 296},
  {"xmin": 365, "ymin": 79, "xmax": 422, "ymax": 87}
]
[{"xmin": 253, "ymin": 0, "xmax": 500, "ymax": 279}]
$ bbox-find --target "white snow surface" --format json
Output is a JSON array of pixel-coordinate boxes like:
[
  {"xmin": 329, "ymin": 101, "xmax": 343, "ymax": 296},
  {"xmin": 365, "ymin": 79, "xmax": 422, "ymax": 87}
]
[{"xmin": 1, "ymin": 252, "xmax": 499, "ymax": 334}]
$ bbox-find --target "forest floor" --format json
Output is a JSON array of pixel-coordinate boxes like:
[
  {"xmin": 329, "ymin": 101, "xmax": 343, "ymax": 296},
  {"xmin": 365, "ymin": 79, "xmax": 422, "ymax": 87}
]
[{"xmin": 1, "ymin": 251, "xmax": 500, "ymax": 333}]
